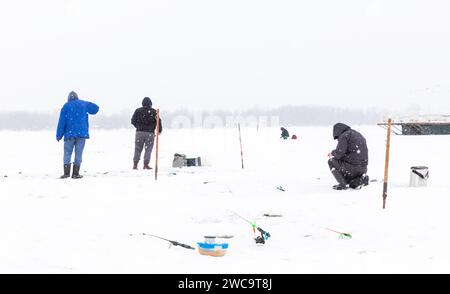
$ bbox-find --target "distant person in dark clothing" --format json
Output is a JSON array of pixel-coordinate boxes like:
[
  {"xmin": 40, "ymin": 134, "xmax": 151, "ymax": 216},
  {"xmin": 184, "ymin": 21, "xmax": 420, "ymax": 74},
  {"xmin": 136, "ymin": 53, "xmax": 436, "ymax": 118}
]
[
  {"xmin": 328, "ymin": 123, "xmax": 369, "ymax": 190},
  {"xmin": 131, "ymin": 97, "xmax": 162, "ymax": 170},
  {"xmin": 56, "ymin": 91, "xmax": 99, "ymax": 179},
  {"xmin": 280, "ymin": 127, "xmax": 290, "ymax": 140}
]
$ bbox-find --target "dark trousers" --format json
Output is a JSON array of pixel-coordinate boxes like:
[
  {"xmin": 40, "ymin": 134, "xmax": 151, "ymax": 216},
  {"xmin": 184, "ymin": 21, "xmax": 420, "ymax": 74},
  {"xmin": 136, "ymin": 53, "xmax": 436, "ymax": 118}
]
[
  {"xmin": 328, "ymin": 158, "xmax": 367, "ymax": 187},
  {"xmin": 133, "ymin": 131, "xmax": 155, "ymax": 164}
]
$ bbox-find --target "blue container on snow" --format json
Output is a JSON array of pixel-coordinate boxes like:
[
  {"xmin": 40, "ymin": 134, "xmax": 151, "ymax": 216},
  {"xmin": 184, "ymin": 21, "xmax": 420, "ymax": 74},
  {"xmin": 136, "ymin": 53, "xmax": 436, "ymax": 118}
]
[{"xmin": 197, "ymin": 238, "xmax": 229, "ymax": 257}]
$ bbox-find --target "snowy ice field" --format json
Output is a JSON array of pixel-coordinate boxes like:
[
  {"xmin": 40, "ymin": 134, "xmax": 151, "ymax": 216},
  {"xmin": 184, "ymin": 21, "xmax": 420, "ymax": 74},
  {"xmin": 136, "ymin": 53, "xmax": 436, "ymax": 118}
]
[{"xmin": 0, "ymin": 126, "xmax": 449, "ymax": 274}]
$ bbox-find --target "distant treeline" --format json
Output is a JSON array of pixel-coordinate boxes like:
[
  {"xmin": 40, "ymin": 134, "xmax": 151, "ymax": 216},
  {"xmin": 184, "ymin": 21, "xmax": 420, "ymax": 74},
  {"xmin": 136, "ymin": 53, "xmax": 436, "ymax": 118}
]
[{"xmin": 0, "ymin": 106, "xmax": 386, "ymax": 130}]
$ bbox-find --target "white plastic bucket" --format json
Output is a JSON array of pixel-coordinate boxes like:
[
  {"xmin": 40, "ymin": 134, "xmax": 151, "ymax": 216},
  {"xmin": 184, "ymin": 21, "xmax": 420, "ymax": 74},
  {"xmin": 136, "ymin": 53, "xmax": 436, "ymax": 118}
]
[{"xmin": 409, "ymin": 166, "xmax": 429, "ymax": 187}]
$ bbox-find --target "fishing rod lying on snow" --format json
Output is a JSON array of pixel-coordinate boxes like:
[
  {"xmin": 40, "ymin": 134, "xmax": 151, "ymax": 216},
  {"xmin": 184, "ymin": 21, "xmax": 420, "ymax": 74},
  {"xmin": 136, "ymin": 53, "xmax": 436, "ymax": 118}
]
[
  {"xmin": 130, "ymin": 233, "xmax": 195, "ymax": 250},
  {"xmin": 325, "ymin": 228, "xmax": 352, "ymax": 239},
  {"xmin": 230, "ymin": 211, "xmax": 271, "ymax": 244}
]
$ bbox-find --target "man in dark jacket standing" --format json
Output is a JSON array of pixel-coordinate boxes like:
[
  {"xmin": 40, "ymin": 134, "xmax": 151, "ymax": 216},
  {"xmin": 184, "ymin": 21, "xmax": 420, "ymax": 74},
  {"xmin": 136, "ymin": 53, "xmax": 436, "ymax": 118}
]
[
  {"xmin": 328, "ymin": 123, "xmax": 369, "ymax": 190},
  {"xmin": 56, "ymin": 91, "xmax": 100, "ymax": 179},
  {"xmin": 131, "ymin": 97, "xmax": 162, "ymax": 170}
]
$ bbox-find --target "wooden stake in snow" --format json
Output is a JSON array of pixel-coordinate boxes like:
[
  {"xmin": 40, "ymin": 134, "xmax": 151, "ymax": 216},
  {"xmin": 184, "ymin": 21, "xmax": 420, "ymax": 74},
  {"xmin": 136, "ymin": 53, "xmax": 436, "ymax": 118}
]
[
  {"xmin": 382, "ymin": 118, "xmax": 392, "ymax": 209},
  {"xmin": 238, "ymin": 123, "xmax": 244, "ymax": 169},
  {"xmin": 155, "ymin": 109, "xmax": 160, "ymax": 181}
]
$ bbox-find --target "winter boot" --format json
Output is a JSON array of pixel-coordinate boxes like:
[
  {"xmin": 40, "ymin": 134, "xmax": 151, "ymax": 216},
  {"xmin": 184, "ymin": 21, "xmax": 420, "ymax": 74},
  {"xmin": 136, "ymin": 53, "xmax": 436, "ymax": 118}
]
[
  {"xmin": 362, "ymin": 175, "xmax": 369, "ymax": 186},
  {"xmin": 60, "ymin": 164, "xmax": 71, "ymax": 179},
  {"xmin": 331, "ymin": 168, "xmax": 348, "ymax": 190},
  {"xmin": 349, "ymin": 175, "xmax": 370, "ymax": 189},
  {"xmin": 72, "ymin": 164, "xmax": 83, "ymax": 179},
  {"xmin": 133, "ymin": 161, "xmax": 139, "ymax": 170},
  {"xmin": 143, "ymin": 161, "xmax": 152, "ymax": 170},
  {"xmin": 333, "ymin": 184, "xmax": 348, "ymax": 190}
]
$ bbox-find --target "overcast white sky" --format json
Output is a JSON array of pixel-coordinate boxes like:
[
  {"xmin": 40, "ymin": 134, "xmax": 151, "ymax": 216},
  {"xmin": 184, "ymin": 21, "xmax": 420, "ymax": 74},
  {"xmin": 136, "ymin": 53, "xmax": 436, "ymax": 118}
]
[{"xmin": 0, "ymin": 0, "xmax": 449, "ymax": 114}]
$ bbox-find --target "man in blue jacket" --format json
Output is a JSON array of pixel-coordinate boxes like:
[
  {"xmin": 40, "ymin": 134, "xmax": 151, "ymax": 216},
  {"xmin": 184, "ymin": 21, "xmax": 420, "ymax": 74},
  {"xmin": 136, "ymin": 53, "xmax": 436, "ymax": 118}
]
[{"xmin": 56, "ymin": 91, "xmax": 99, "ymax": 179}]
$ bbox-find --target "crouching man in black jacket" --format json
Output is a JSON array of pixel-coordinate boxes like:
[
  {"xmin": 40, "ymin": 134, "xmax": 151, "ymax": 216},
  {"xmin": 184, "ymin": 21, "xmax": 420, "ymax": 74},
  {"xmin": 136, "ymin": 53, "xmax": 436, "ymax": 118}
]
[
  {"xmin": 328, "ymin": 123, "xmax": 369, "ymax": 190},
  {"xmin": 131, "ymin": 97, "xmax": 162, "ymax": 170}
]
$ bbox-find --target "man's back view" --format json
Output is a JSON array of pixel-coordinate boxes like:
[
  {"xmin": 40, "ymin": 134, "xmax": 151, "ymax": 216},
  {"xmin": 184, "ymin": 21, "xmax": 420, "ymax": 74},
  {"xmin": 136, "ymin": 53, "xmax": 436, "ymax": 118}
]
[
  {"xmin": 56, "ymin": 91, "xmax": 99, "ymax": 179},
  {"xmin": 131, "ymin": 97, "xmax": 162, "ymax": 170}
]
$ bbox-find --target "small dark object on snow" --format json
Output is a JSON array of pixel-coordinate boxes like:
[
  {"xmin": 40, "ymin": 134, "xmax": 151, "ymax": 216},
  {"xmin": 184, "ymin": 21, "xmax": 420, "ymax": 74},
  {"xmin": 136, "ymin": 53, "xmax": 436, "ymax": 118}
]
[
  {"xmin": 172, "ymin": 153, "xmax": 186, "ymax": 168},
  {"xmin": 292, "ymin": 135, "xmax": 298, "ymax": 140},
  {"xmin": 276, "ymin": 186, "xmax": 285, "ymax": 192},
  {"xmin": 326, "ymin": 228, "xmax": 352, "ymax": 239},
  {"xmin": 255, "ymin": 227, "xmax": 272, "ymax": 244},
  {"xmin": 3, "ymin": 175, "xmax": 8, "ymax": 178},
  {"xmin": 186, "ymin": 157, "xmax": 201, "ymax": 167},
  {"xmin": 231, "ymin": 211, "xmax": 271, "ymax": 245},
  {"xmin": 263, "ymin": 214, "xmax": 283, "ymax": 218},
  {"xmin": 204, "ymin": 235, "xmax": 235, "ymax": 239},
  {"xmin": 173, "ymin": 153, "xmax": 202, "ymax": 168},
  {"xmin": 203, "ymin": 180, "xmax": 217, "ymax": 184}
]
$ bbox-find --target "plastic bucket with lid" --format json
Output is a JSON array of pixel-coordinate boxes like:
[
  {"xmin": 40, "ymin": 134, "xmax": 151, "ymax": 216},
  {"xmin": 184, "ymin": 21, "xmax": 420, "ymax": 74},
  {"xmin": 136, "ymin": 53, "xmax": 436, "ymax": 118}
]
[{"xmin": 409, "ymin": 166, "xmax": 429, "ymax": 187}]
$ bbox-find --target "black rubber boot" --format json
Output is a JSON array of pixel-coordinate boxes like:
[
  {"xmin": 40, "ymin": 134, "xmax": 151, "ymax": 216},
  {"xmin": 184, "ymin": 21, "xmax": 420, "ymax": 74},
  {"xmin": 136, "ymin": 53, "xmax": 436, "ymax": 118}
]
[
  {"xmin": 60, "ymin": 164, "xmax": 71, "ymax": 179},
  {"xmin": 331, "ymin": 168, "xmax": 348, "ymax": 190},
  {"xmin": 133, "ymin": 161, "xmax": 139, "ymax": 170},
  {"xmin": 72, "ymin": 164, "xmax": 83, "ymax": 179},
  {"xmin": 143, "ymin": 161, "xmax": 152, "ymax": 170},
  {"xmin": 333, "ymin": 184, "xmax": 348, "ymax": 190},
  {"xmin": 349, "ymin": 175, "xmax": 370, "ymax": 189},
  {"xmin": 362, "ymin": 175, "xmax": 369, "ymax": 186}
]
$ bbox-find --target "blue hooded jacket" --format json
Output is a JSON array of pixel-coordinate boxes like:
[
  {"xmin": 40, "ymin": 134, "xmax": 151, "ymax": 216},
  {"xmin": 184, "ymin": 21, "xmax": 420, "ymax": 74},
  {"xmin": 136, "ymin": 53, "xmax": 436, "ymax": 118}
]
[{"xmin": 56, "ymin": 91, "xmax": 100, "ymax": 141}]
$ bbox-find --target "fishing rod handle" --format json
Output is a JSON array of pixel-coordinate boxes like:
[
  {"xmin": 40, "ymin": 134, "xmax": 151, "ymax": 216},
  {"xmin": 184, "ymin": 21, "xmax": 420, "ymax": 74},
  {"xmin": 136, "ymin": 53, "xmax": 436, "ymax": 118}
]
[{"xmin": 179, "ymin": 243, "xmax": 196, "ymax": 250}]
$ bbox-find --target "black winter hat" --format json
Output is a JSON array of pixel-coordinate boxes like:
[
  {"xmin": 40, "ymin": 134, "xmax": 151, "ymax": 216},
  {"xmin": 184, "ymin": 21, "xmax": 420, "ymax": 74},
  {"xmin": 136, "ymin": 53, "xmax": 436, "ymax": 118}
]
[{"xmin": 142, "ymin": 97, "xmax": 152, "ymax": 107}]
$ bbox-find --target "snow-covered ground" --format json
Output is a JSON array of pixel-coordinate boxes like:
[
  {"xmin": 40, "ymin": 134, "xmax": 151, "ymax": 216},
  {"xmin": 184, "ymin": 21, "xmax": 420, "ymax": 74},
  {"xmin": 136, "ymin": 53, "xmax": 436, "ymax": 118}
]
[{"xmin": 0, "ymin": 126, "xmax": 449, "ymax": 273}]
